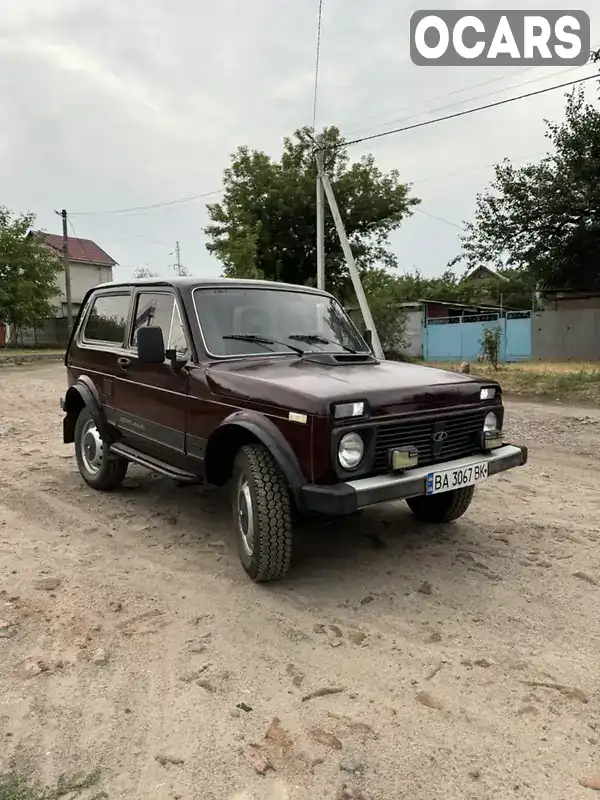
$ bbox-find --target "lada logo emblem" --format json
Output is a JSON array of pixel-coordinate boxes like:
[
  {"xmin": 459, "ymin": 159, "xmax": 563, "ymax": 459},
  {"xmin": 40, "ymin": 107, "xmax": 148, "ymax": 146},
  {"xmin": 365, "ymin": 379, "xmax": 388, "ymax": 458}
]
[{"xmin": 432, "ymin": 430, "xmax": 448, "ymax": 443}]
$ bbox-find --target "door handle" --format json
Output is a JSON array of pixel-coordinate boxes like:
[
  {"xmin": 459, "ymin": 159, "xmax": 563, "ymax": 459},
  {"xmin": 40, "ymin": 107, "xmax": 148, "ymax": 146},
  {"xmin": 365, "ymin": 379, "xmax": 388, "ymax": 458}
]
[{"xmin": 117, "ymin": 356, "xmax": 131, "ymax": 370}]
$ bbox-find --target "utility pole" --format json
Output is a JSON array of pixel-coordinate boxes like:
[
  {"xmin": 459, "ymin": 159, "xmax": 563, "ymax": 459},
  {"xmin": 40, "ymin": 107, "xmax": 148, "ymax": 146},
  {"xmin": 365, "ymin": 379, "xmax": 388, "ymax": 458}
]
[
  {"xmin": 60, "ymin": 209, "xmax": 73, "ymax": 333},
  {"xmin": 316, "ymin": 167, "xmax": 384, "ymax": 360},
  {"xmin": 172, "ymin": 241, "xmax": 189, "ymax": 276},
  {"xmin": 175, "ymin": 241, "xmax": 181, "ymax": 273},
  {"xmin": 315, "ymin": 142, "xmax": 325, "ymax": 291}
]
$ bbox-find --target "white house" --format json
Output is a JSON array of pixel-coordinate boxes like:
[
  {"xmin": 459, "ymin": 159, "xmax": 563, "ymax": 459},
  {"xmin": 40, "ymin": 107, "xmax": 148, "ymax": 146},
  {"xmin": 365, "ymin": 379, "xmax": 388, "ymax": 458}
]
[
  {"xmin": 29, "ymin": 231, "xmax": 117, "ymax": 318},
  {"xmin": 2, "ymin": 232, "xmax": 118, "ymax": 346}
]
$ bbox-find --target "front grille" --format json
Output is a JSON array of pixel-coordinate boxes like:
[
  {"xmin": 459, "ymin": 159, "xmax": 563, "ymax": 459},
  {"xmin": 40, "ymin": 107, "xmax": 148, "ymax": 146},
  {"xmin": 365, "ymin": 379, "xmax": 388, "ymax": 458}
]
[{"xmin": 373, "ymin": 410, "xmax": 488, "ymax": 472}]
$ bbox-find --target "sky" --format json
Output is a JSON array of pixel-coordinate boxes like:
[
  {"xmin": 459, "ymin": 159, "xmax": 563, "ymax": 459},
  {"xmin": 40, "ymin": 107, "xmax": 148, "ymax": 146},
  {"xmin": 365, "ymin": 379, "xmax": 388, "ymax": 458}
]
[{"xmin": 1, "ymin": 0, "xmax": 598, "ymax": 283}]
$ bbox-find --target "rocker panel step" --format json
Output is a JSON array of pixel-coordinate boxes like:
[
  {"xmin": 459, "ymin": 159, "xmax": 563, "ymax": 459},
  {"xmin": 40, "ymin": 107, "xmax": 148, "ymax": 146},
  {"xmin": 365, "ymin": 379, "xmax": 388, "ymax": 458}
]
[{"xmin": 109, "ymin": 443, "xmax": 199, "ymax": 484}]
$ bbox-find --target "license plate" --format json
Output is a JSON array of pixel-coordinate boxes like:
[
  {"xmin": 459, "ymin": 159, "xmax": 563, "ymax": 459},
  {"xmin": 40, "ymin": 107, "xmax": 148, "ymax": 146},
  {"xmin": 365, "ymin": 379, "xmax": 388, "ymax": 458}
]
[{"xmin": 426, "ymin": 462, "xmax": 488, "ymax": 495}]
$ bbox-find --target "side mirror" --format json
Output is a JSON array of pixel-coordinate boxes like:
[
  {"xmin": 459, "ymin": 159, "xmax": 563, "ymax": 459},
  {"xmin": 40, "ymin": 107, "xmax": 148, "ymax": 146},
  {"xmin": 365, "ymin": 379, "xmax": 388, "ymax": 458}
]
[
  {"xmin": 137, "ymin": 325, "xmax": 165, "ymax": 363},
  {"xmin": 165, "ymin": 347, "xmax": 188, "ymax": 374}
]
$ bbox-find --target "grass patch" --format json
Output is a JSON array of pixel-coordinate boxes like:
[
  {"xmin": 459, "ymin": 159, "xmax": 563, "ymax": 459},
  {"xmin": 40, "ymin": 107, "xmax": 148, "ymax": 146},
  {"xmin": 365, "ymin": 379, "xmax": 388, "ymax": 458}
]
[
  {"xmin": 0, "ymin": 769, "xmax": 103, "ymax": 800},
  {"xmin": 0, "ymin": 350, "xmax": 64, "ymax": 366},
  {"xmin": 0, "ymin": 349, "xmax": 64, "ymax": 356},
  {"xmin": 430, "ymin": 361, "xmax": 600, "ymax": 403}
]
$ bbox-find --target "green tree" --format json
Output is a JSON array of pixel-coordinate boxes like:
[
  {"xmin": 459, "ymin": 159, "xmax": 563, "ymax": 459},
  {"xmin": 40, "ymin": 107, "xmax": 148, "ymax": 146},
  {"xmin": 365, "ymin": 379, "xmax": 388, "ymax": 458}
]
[
  {"xmin": 0, "ymin": 207, "xmax": 61, "ymax": 341},
  {"xmin": 204, "ymin": 126, "xmax": 420, "ymax": 296},
  {"xmin": 355, "ymin": 267, "xmax": 408, "ymax": 356},
  {"xmin": 357, "ymin": 265, "xmax": 533, "ymax": 311},
  {"xmin": 452, "ymin": 61, "xmax": 600, "ymax": 291}
]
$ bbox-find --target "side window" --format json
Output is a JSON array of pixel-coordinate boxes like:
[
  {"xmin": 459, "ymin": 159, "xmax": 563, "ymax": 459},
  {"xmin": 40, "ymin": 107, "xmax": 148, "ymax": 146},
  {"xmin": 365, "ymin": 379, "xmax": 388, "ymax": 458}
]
[
  {"xmin": 83, "ymin": 293, "xmax": 130, "ymax": 345},
  {"xmin": 130, "ymin": 292, "xmax": 188, "ymax": 358}
]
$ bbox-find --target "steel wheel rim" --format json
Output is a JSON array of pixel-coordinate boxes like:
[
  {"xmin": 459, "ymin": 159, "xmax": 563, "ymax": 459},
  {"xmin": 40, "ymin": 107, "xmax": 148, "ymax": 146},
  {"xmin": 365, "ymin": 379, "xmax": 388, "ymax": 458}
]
[
  {"xmin": 80, "ymin": 418, "xmax": 104, "ymax": 475},
  {"xmin": 236, "ymin": 476, "xmax": 254, "ymax": 557}
]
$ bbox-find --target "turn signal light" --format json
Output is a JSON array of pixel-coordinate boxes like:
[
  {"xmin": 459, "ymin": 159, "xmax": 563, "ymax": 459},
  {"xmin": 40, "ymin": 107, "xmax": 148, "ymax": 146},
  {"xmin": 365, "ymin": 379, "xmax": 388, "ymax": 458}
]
[
  {"xmin": 334, "ymin": 401, "xmax": 365, "ymax": 419},
  {"xmin": 482, "ymin": 430, "xmax": 504, "ymax": 451}
]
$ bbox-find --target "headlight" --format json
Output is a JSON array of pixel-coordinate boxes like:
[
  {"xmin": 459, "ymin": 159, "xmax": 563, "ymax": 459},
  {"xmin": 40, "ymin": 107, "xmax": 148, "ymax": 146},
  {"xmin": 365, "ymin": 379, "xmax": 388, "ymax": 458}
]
[
  {"xmin": 484, "ymin": 412, "xmax": 498, "ymax": 432},
  {"xmin": 338, "ymin": 432, "xmax": 364, "ymax": 470},
  {"xmin": 482, "ymin": 411, "xmax": 503, "ymax": 450},
  {"xmin": 334, "ymin": 401, "xmax": 365, "ymax": 420}
]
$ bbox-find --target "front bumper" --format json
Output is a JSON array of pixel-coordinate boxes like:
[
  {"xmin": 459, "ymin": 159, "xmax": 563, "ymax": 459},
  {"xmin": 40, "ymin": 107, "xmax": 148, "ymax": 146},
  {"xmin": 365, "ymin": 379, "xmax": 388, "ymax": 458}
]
[{"xmin": 301, "ymin": 443, "xmax": 528, "ymax": 516}]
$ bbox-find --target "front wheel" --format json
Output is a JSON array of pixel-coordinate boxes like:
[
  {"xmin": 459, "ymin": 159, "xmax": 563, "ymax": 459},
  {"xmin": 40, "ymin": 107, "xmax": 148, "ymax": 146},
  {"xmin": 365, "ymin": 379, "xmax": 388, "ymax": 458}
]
[
  {"xmin": 231, "ymin": 444, "xmax": 293, "ymax": 582},
  {"xmin": 406, "ymin": 485, "xmax": 475, "ymax": 523},
  {"xmin": 74, "ymin": 407, "xmax": 128, "ymax": 491}
]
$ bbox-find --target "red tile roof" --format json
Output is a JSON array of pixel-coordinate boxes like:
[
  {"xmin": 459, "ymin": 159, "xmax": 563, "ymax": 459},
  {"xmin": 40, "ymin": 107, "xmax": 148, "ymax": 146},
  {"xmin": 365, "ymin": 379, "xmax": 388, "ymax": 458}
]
[{"xmin": 30, "ymin": 231, "xmax": 117, "ymax": 266}]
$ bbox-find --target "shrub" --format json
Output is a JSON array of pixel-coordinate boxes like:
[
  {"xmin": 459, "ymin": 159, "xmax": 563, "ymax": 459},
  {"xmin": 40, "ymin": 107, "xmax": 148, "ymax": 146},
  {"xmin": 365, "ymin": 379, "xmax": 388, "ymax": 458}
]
[{"xmin": 479, "ymin": 325, "xmax": 502, "ymax": 370}]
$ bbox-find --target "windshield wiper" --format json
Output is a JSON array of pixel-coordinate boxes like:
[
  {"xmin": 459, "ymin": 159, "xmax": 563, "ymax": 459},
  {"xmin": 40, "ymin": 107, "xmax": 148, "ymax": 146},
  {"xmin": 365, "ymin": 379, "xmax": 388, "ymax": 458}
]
[
  {"xmin": 222, "ymin": 333, "xmax": 306, "ymax": 356},
  {"xmin": 288, "ymin": 333, "xmax": 361, "ymax": 354}
]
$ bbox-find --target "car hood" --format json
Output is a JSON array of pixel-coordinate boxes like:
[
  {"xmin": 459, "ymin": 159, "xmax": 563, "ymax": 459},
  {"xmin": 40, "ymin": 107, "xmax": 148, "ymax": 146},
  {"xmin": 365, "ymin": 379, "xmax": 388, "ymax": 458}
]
[{"xmin": 204, "ymin": 356, "xmax": 495, "ymax": 416}]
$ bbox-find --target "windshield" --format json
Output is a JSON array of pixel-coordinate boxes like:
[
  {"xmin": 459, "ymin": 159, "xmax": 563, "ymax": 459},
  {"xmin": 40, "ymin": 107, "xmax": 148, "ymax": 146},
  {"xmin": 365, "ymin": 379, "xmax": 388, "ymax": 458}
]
[{"xmin": 193, "ymin": 287, "xmax": 368, "ymax": 357}]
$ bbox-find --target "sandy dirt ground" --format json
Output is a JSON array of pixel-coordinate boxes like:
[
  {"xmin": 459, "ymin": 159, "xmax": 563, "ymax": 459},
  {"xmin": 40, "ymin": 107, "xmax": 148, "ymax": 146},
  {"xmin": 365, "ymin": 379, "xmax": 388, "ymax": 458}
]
[{"xmin": 1, "ymin": 363, "xmax": 599, "ymax": 800}]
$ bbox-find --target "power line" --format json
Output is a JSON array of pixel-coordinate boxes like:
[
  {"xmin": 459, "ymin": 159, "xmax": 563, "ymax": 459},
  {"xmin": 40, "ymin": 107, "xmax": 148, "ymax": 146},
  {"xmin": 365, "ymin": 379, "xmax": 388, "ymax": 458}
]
[
  {"xmin": 73, "ymin": 213, "xmax": 174, "ymax": 247},
  {"xmin": 339, "ymin": 42, "xmax": 599, "ymax": 137},
  {"xmin": 107, "ymin": 228, "xmax": 172, "ymax": 248},
  {"xmin": 336, "ymin": 72, "xmax": 599, "ymax": 151},
  {"xmin": 342, "ymin": 61, "xmax": 589, "ymax": 140},
  {"xmin": 312, "ymin": 0, "xmax": 324, "ymax": 132},
  {"xmin": 409, "ymin": 150, "xmax": 547, "ymax": 187},
  {"xmin": 337, "ymin": 65, "xmax": 540, "ymax": 133},
  {"xmin": 69, "ymin": 188, "xmax": 224, "ymax": 217},
  {"xmin": 66, "ymin": 71, "xmax": 598, "ymax": 219},
  {"xmin": 60, "ymin": 144, "xmax": 557, "ymax": 226},
  {"xmin": 66, "ymin": 217, "xmax": 97, "ymax": 263},
  {"xmin": 414, "ymin": 208, "xmax": 465, "ymax": 230}
]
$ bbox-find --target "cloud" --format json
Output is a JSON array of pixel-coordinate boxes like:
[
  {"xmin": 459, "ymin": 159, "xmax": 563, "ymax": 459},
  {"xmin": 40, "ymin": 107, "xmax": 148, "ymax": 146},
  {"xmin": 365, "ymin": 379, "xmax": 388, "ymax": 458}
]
[
  {"xmin": 0, "ymin": 0, "xmax": 598, "ymax": 280},
  {"xmin": 0, "ymin": 35, "xmax": 169, "ymax": 122}
]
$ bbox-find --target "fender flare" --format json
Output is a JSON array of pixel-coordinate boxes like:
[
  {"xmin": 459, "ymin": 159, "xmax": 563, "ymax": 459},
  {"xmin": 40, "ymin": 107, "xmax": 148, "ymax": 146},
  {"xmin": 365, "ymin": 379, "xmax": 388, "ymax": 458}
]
[
  {"xmin": 62, "ymin": 377, "xmax": 112, "ymax": 443},
  {"xmin": 206, "ymin": 410, "xmax": 308, "ymax": 504}
]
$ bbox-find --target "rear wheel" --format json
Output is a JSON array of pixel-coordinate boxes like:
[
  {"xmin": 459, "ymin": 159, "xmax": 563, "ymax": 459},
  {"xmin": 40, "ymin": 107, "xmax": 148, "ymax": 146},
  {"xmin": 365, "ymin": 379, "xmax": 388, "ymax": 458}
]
[
  {"xmin": 74, "ymin": 407, "xmax": 128, "ymax": 491},
  {"xmin": 231, "ymin": 444, "xmax": 293, "ymax": 582},
  {"xmin": 406, "ymin": 486, "xmax": 475, "ymax": 523}
]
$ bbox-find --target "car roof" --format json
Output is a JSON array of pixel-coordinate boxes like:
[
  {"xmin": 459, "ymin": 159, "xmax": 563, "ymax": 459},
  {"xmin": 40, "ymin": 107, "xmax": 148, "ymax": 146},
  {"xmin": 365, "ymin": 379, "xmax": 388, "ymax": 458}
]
[{"xmin": 94, "ymin": 276, "xmax": 333, "ymax": 297}]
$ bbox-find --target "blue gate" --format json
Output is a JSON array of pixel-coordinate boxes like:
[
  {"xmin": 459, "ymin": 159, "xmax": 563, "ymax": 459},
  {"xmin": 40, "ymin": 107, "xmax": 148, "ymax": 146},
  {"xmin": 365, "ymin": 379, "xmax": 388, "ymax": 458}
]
[
  {"xmin": 504, "ymin": 311, "xmax": 532, "ymax": 361},
  {"xmin": 423, "ymin": 311, "xmax": 532, "ymax": 362},
  {"xmin": 424, "ymin": 317, "xmax": 463, "ymax": 360}
]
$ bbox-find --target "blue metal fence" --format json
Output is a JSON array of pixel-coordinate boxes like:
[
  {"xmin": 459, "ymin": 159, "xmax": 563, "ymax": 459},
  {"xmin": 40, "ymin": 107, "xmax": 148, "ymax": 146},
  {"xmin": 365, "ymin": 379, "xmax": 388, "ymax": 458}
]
[{"xmin": 423, "ymin": 311, "xmax": 532, "ymax": 362}]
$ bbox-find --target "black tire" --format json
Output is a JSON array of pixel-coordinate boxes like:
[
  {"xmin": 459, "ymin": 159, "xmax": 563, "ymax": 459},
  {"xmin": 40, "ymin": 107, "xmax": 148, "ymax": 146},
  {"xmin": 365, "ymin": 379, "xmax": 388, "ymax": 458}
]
[
  {"xmin": 231, "ymin": 443, "xmax": 293, "ymax": 582},
  {"xmin": 406, "ymin": 485, "xmax": 475, "ymax": 523},
  {"xmin": 74, "ymin": 407, "xmax": 128, "ymax": 491}
]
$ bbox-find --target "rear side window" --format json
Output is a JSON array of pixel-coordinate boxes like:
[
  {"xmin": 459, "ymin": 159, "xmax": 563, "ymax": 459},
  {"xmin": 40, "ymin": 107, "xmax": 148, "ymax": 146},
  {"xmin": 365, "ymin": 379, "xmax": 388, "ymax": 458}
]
[
  {"xmin": 83, "ymin": 293, "xmax": 131, "ymax": 345},
  {"xmin": 130, "ymin": 292, "xmax": 188, "ymax": 357}
]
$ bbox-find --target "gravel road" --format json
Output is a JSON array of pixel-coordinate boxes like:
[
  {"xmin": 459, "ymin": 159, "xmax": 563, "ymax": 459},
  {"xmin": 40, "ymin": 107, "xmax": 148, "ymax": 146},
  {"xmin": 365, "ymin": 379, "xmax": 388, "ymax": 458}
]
[{"xmin": 1, "ymin": 363, "xmax": 599, "ymax": 800}]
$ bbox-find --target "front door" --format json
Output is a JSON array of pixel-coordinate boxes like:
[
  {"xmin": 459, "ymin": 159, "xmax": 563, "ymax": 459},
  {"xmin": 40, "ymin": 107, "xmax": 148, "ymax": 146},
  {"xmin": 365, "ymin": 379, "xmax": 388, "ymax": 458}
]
[{"xmin": 114, "ymin": 288, "xmax": 190, "ymax": 465}]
